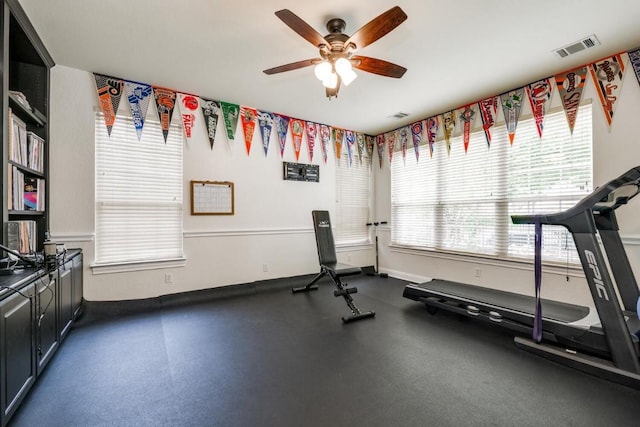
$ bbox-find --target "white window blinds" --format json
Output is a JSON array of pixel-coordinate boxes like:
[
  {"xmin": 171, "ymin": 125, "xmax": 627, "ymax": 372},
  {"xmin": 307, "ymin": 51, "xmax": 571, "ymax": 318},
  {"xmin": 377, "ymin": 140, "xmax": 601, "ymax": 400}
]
[
  {"xmin": 391, "ymin": 104, "xmax": 592, "ymax": 263},
  {"xmin": 334, "ymin": 151, "xmax": 371, "ymax": 245},
  {"xmin": 95, "ymin": 113, "xmax": 184, "ymax": 265}
]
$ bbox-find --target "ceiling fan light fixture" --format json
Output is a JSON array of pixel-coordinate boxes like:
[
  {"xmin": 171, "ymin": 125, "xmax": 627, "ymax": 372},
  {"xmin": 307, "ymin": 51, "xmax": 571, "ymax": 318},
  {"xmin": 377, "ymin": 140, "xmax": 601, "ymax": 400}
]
[
  {"xmin": 314, "ymin": 61, "xmax": 332, "ymax": 81},
  {"xmin": 339, "ymin": 67, "xmax": 357, "ymax": 86},
  {"xmin": 322, "ymin": 72, "xmax": 338, "ymax": 89},
  {"xmin": 334, "ymin": 57, "xmax": 357, "ymax": 86}
]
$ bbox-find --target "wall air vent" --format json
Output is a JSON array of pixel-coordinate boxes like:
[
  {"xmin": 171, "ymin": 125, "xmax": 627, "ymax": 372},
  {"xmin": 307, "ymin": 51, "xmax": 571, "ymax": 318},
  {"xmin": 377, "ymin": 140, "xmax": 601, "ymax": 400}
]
[
  {"xmin": 554, "ymin": 34, "xmax": 600, "ymax": 58},
  {"xmin": 388, "ymin": 112, "xmax": 409, "ymax": 119}
]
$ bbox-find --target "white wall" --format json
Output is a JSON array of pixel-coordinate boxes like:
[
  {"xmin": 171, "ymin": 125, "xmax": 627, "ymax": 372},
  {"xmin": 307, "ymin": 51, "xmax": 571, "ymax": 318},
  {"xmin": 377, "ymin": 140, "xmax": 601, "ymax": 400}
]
[
  {"xmin": 48, "ymin": 65, "xmax": 374, "ymax": 301},
  {"xmin": 374, "ymin": 61, "xmax": 640, "ymax": 309}
]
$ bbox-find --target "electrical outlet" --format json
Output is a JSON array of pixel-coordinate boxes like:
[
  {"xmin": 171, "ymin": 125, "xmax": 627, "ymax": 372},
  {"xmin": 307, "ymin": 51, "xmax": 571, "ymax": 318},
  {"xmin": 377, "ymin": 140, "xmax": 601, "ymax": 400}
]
[
  {"xmin": 263, "ymin": 264, "xmax": 268, "ymax": 272},
  {"xmin": 474, "ymin": 268, "xmax": 481, "ymax": 278},
  {"xmin": 165, "ymin": 273, "xmax": 173, "ymax": 284}
]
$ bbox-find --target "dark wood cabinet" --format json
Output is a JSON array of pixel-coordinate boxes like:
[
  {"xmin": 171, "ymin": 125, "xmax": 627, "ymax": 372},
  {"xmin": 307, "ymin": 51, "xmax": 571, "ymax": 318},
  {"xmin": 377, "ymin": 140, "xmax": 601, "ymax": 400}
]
[
  {"xmin": 0, "ymin": 280, "xmax": 35, "ymax": 425},
  {"xmin": 71, "ymin": 253, "xmax": 83, "ymax": 320},
  {"xmin": 58, "ymin": 260, "xmax": 73, "ymax": 340},
  {"xmin": 35, "ymin": 272, "xmax": 57, "ymax": 373}
]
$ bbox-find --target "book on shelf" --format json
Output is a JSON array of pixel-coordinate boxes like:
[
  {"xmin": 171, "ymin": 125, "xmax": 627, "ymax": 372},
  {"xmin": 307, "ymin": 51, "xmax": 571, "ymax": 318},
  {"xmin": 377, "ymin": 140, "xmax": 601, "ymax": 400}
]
[
  {"xmin": 27, "ymin": 131, "xmax": 45, "ymax": 172},
  {"xmin": 6, "ymin": 220, "xmax": 37, "ymax": 254},
  {"xmin": 8, "ymin": 166, "xmax": 45, "ymax": 211},
  {"xmin": 8, "ymin": 108, "xmax": 45, "ymax": 172}
]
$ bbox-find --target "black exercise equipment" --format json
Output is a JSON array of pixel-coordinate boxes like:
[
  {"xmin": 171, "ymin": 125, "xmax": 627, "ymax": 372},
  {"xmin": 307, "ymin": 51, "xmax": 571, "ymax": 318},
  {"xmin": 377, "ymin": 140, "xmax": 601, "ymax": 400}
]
[
  {"xmin": 403, "ymin": 166, "xmax": 640, "ymax": 388},
  {"xmin": 364, "ymin": 221, "xmax": 388, "ymax": 278},
  {"xmin": 293, "ymin": 210, "xmax": 375, "ymax": 323}
]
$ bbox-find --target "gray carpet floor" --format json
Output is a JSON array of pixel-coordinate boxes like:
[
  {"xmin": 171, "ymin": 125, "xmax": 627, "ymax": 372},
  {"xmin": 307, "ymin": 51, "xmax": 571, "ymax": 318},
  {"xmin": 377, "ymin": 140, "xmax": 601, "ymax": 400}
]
[{"xmin": 9, "ymin": 275, "xmax": 640, "ymax": 426}]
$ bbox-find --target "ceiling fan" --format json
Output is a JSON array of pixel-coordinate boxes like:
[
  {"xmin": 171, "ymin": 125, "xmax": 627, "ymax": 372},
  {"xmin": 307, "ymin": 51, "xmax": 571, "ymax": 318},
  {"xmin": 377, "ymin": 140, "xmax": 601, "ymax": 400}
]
[{"xmin": 263, "ymin": 6, "xmax": 408, "ymax": 98}]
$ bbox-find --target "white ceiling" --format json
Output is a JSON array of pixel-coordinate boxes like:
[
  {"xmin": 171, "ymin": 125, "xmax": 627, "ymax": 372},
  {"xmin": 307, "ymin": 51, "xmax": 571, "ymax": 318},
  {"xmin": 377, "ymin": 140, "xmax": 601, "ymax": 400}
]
[{"xmin": 18, "ymin": 0, "xmax": 640, "ymax": 135}]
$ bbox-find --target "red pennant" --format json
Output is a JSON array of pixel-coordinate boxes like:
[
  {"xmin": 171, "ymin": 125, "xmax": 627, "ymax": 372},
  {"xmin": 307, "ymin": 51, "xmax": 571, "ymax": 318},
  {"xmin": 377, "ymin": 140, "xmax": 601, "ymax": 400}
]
[
  {"xmin": 290, "ymin": 119, "xmax": 305, "ymax": 160},
  {"xmin": 240, "ymin": 106, "xmax": 257, "ymax": 155}
]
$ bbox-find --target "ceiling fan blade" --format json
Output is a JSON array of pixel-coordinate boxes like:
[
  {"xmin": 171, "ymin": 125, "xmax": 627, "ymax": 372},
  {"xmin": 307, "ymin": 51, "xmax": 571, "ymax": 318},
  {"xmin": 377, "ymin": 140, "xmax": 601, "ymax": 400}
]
[
  {"xmin": 345, "ymin": 6, "xmax": 407, "ymax": 49},
  {"xmin": 263, "ymin": 58, "xmax": 319, "ymax": 75},
  {"xmin": 351, "ymin": 56, "xmax": 407, "ymax": 78},
  {"xmin": 275, "ymin": 9, "xmax": 328, "ymax": 47}
]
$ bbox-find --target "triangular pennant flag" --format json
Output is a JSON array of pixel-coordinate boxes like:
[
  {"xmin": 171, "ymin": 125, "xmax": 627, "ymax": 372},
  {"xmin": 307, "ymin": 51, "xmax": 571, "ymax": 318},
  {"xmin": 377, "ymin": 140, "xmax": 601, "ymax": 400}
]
[
  {"xmin": 526, "ymin": 79, "xmax": 553, "ymax": 139},
  {"xmin": 274, "ymin": 113, "xmax": 290, "ymax": 158},
  {"xmin": 356, "ymin": 132, "xmax": 365, "ymax": 164},
  {"xmin": 333, "ymin": 127, "xmax": 344, "ymax": 159},
  {"xmin": 319, "ymin": 124, "xmax": 332, "ymax": 164},
  {"xmin": 258, "ymin": 111, "xmax": 274, "ymax": 157},
  {"xmin": 94, "ymin": 73, "xmax": 124, "ymax": 136},
  {"xmin": 500, "ymin": 88, "xmax": 524, "ymax": 144},
  {"xmin": 376, "ymin": 134, "xmax": 385, "ymax": 168},
  {"xmin": 398, "ymin": 126, "xmax": 410, "ymax": 164},
  {"xmin": 345, "ymin": 130, "xmax": 356, "ymax": 167},
  {"xmin": 555, "ymin": 67, "xmax": 587, "ymax": 135},
  {"xmin": 305, "ymin": 121, "xmax": 319, "ymax": 163},
  {"xmin": 478, "ymin": 96, "xmax": 498, "ymax": 147},
  {"xmin": 425, "ymin": 116, "xmax": 439, "ymax": 157},
  {"xmin": 410, "ymin": 120, "xmax": 424, "ymax": 162},
  {"xmin": 628, "ymin": 48, "xmax": 640, "ymax": 86},
  {"xmin": 290, "ymin": 119, "xmax": 305, "ymax": 161},
  {"xmin": 220, "ymin": 101, "xmax": 239, "ymax": 142},
  {"xmin": 386, "ymin": 130, "xmax": 397, "ymax": 163},
  {"xmin": 240, "ymin": 106, "xmax": 257, "ymax": 155},
  {"xmin": 441, "ymin": 111, "xmax": 457, "ymax": 155},
  {"xmin": 458, "ymin": 105, "xmax": 476, "ymax": 153},
  {"xmin": 153, "ymin": 86, "xmax": 177, "ymax": 143},
  {"xmin": 589, "ymin": 54, "xmax": 627, "ymax": 129},
  {"xmin": 178, "ymin": 93, "xmax": 199, "ymax": 140},
  {"xmin": 200, "ymin": 98, "xmax": 221, "ymax": 149},
  {"xmin": 123, "ymin": 80, "xmax": 152, "ymax": 141},
  {"xmin": 365, "ymin": 135, "xmax": 375, "ymax": 166}
]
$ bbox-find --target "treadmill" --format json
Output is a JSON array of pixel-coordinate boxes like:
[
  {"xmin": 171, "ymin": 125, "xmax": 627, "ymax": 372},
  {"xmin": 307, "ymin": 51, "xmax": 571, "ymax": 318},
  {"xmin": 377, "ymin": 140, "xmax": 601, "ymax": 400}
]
[{"xmin": 403, "ymin": 166, "xmax": 640, "ymax": 388}]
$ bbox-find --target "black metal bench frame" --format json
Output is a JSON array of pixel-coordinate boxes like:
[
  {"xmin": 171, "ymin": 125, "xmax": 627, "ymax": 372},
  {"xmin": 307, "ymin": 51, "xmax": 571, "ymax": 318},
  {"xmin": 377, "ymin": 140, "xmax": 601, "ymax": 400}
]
[{"xmin": 292, "ymin": 210, "xmax": 375, "ymax": 323}]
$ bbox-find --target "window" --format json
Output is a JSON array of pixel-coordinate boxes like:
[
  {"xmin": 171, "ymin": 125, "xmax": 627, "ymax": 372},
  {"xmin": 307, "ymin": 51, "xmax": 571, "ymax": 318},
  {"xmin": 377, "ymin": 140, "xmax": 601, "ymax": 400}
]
[
  {"xmin": 95, "ymin": 113, "xmax": 184, "ymax": 265},
  {"xmin": 391, "ymin": 104, "xmax": 592, "ymax": 263},
  {"xmin": 334, "ymin": 150, "xmax": 371, "ymax": 245}
]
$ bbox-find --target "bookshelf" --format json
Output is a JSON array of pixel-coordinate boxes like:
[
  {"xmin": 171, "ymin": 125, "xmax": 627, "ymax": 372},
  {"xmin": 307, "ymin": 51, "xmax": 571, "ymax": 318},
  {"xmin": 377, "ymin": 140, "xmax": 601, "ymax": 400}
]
[{"xmin": 2, "ymin": 0, "xmax": 54, "ymax": 254}]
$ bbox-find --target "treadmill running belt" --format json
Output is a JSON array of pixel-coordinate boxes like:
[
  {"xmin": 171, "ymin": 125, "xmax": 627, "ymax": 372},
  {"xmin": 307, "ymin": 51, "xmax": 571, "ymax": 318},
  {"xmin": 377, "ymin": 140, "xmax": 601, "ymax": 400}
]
[{"xmin": 405, "ymin": 280, "xmax": 590, "ymax": 323}]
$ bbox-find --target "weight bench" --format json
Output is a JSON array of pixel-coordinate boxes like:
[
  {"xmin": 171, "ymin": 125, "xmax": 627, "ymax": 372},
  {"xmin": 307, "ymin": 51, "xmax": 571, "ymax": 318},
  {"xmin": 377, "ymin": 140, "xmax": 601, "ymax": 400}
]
[{"xmin": 292, "ymin": 210, "xmax": 375, "ymax": 323}]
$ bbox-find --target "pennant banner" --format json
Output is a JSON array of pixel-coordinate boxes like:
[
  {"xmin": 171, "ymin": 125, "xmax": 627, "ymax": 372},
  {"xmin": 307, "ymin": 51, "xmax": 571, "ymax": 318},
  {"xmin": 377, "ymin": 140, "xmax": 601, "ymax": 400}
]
[
  {"xmin": 319, "ymin": 124, "xmax": 332, "ymax": 164},
  {"xmin": 220, "ymin": 101, "xmax": 239, "ymax": 141},
  {"xmin": 442, "ymin": 111, "xmax": 457, "ymax": 155},
  {"xmin": 290, "ymin": 119, "xmax": 305, "ymax": 161},
  {"xmin": 554, "ymin": 66, "xmax": 588, "ymax": 135},
  {"xmin": 629, "ymin": 48, "xmax": 640, "ymax": 86},
  {"xmin": 94, "ymin": 73, "xmax": 124, "ymax": 136},
  {"xmin": 258, "ymin": 111, "xmax": 274, "ymax": 156},
  {"xmin": 200, "ymin": 98, "xmax": 221, "ymax": 149},
  {"xmin": 398, "ymin": 126, "xmax": 409, "ymax": 163},
  {"xmin": 478, "ymin": 96, "xmax": 498, "ymax": 147},
  {"xmin": 305, "ymin": 121, "xmax": 319, "ymax": 163},
  {"xmin": 425, "ymin": 116, "xmax": 439, "ymax": 157},
  {"xmin": 500, "ymin": 88, "xmax": 525, "ymax": 144},
  {"xmin": 376, "ymin": 134, "xmax": 385, "ymax": 168},
  {"xmin": 178, "ymin": 93, "xmax": 199, "ymax": 140},
  {"xmin": 386, "ymin": 130, "xmax": 397, "ymax": 163},
  {"xmin": 123, "ymin": 80, "xmax": 152, "ymax": 141},
  {"xmin": 345, "ymin": 130, "xmax": 356, "ymax": 167},
  {"xmin": 458, "ymin": 105, "xmax": 476, "ymax": 153},
  {"xmin": 333, "ymin": 127, "xmax": 344, "ymax": 159},
  {"xmin": 365, "ymin": 134, "xmax": 375, "ymax": 165},
  {"xmin": 153, "ymin": 87, "xmax": 177, "ymax": 143},
  {"xmin": 356, "ymin": 132, "xmax": 366, "ymax": 164},
  {"xmin": 589, "ymin": 54, "xmax": 626, "ymax": 129},
  {"xmin": 410, "ymin": 120, "xmax": 423, "ymax": 161},
  {"xmin": 526, "ymin": 79, "xmax": 553, "ymax": 139},
  {"xmin": 274, "ymin": 113, "xmax": 290, "ymax": 158},
  {"xmin": 240, "ymin": 106, "xmax": 257, "ymax": 155}
]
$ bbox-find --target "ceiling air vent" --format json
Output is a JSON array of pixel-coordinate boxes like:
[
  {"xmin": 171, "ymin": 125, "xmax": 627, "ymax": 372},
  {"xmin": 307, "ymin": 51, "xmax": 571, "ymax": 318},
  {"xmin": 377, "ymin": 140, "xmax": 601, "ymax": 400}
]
[
  {"xmin": 388, "ymin": 112, "xmax": 409, "ymax": 119},
  {"xmin": 554, "ymin": 34, "xmax": 600, "ymax": 58}
]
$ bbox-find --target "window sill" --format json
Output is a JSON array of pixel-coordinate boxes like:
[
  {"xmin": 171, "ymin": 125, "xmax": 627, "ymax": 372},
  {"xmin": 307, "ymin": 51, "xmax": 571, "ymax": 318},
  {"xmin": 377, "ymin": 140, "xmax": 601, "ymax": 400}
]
[{"xmin": 90, "ymin": 257, "xmax": 186, "ymax": 275}]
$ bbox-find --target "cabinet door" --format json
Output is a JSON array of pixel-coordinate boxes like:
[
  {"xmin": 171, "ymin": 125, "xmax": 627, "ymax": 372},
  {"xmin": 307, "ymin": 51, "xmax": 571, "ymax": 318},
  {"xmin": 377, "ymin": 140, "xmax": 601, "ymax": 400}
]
[
  {"xmin": 36, "ymin": 274, "xmax": 57, "ymax": 374},
  {"xmin": 58, "ymin": 262, "xmax": 73, "ymax": 340},
  {"xmin": 71, "ymin": 254, "xmax": 83, "ymax": 319},
  {"xmin": 0, "ymin": 283, "xmax": 36, "ymax": 425}
]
